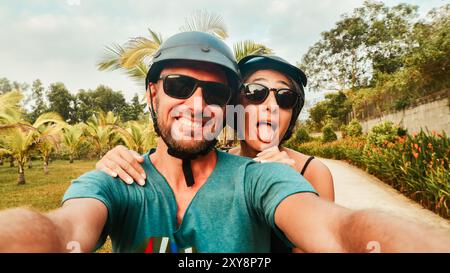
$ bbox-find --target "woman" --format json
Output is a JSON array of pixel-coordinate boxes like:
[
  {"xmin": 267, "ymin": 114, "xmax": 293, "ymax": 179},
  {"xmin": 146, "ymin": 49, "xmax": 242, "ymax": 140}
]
[{"xmin": 95, "ymin": 54, "xmax": 334, "ymax": 252}]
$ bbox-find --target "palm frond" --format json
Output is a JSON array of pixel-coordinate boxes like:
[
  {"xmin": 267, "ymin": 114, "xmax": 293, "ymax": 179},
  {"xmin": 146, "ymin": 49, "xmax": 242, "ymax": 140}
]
[
  {"xmin": 112, "ymin": 120, "xmax": 156, "ymax": 153},
  {"xmin": 0, "ymin": 90, "xmax": 23, "ymax": 124},
  {"xmin": 180, "ymin": 10, "xmax": 228, "ymax": 39},
  {"xmin": 0, "ymin": 90, "xmax": 23, "ymax": 107},
  {"xmin": 233, "ymin": 40, "xmax": 274, "ymax": 61},
  {"xmin": 0, "ymin": 122, "xmax": 35, "ymax": 132},
  {"xmin": 0, "ymin": 127, "xmax": 34, "ymax": 162},
  {"xmin": 0, "ymin": 148, "xmax": 12, "ymax": 156},
  {"xmin": 32, "ymin": 112, "xmax": 65, "ymax": 129},
  {"xmin": 148, "ymin": 28, "xmax": 164, "ymax": 45},
  {"xmin": 125, "ymin": 61, "xmax": 149, "ymax": 84},
  {"xmin": 97, "ymin": 43, "xmax": 126, "ymax": 71},
  {"xmin": 121, "ymin": 36, "xmax": 161, "ymax": 69}
]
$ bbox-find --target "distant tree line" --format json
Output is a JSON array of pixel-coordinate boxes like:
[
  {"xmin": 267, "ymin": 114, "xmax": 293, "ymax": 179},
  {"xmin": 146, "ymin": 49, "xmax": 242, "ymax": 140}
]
[{"xmin": 0, "ymin": 77, "xmax": 146, "ymax": 124}]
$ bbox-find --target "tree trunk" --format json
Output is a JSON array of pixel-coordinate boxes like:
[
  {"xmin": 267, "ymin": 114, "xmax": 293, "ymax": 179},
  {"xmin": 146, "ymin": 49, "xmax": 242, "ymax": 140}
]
[
  {"xmin": 28, "ymin": 157, "xmax": 32, "ymax": 169},
  {"xmin": 44, "ymin": 158, "xmax": 49, "ymax": 175},
  {"xmin": 0, "ymin": 157, "xmax": 3, "ymax": 166},
  {"xmin": 69, "ymin": 154, "xmax": 74, "ymax": 164},
  {"xmin": 9, "ymin": 156, "xmax": 14, "ymax": 167},
  {"xmin": 17, "ymin": 163, "xmax": 25, "ymax": 185}
]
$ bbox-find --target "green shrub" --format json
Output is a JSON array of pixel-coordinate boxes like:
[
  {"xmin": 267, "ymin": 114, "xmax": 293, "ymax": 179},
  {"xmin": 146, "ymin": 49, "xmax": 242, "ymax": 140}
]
[
  {"xmin": 293, "ymin": 127, "xmax": 311, "ymax": 144},
  {"xmin": 346, "ymin": 119, "xmax": 363, "ymax": 137},
  {"xmin": 322, "ymin": 124, "xmax": 337, "ymax": 143},
  {"xmin": 366, "ymin": 121, "xmax": 398, "ymax": 147}
]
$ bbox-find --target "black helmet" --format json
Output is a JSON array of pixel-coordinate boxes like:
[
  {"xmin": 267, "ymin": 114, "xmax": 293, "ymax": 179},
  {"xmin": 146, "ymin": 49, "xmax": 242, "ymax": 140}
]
[
  {"xmin": 238, "ymin": 54, "xmax": 307, "ymax": 142},
  {"xmin": 145, "ymin": 31, "xmax": 240, "ymax": 90}
]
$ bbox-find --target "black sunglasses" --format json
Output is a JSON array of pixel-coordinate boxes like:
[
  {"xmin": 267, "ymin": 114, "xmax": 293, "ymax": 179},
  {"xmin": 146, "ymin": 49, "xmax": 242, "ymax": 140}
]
[
  {"xmin": 241, "ymin": 83, "xmax": 299, "ymax": 109},
  {"xmin": 158, "ymin": 74, "xmax": 232, "ymax": 106}
]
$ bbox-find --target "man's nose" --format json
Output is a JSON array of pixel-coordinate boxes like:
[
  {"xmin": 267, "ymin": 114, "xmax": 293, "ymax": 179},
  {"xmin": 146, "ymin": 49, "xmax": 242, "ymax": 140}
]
[{"xmin": 184, "ymin": 86, "xmax": 206, "ymax": 110}]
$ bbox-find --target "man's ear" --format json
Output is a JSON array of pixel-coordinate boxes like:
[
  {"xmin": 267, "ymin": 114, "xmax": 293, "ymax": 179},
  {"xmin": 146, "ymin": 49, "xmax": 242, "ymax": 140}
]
[{"xmin": 146, "ymin": 83, "xmax": 157, "ymax": 110}]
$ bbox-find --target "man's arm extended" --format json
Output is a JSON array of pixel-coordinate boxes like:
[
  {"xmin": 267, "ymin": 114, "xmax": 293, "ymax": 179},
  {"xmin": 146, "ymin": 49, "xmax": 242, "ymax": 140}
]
[
  {"xmin": 275, "ymin": 193, "xmax": 450, "ymax": 253},
  {"xmin": 0, "ymin": 198, "xmax": 107, "ymax": 253}
]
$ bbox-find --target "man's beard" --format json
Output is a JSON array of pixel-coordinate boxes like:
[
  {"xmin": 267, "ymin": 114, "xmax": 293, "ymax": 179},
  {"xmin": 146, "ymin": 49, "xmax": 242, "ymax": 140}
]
[{"xmin": 155, "ymin": 103, "xmax": 219, "ymax": 156}]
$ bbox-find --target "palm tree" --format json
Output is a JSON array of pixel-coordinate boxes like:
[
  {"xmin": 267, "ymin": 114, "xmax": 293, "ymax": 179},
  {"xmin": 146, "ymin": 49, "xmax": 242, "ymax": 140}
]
[
  {"xmin": 0, "ymin": 112, "xmax": 65, "ymax": 184},
  {"xmin": 97, "ymin": 11, "xmax": 273, "ymax": 85},
  {"xmin": 36, "ymin": 123, "xmax": 65, "ymax": 174},
  {"xmin": 61, "ymin": 124, "xmax": 86, "ymax": 163},
  {"xmin": 113, "ymin": 120, "xmax": 157, "ymax": 154},
  {"xmin": 84, "ymin": 111, "xmax": 121, "ymax": 158},
  {"xmin": 97, "ymin": 11, "xmax": 234, "ymax": 84},
  {"xmin": 0, "ymin": 91, "xmax": 24, "ymax": 168}
]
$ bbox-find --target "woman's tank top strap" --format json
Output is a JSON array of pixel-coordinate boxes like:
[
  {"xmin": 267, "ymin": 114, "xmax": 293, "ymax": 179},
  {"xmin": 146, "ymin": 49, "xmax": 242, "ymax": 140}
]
[{"xmin": 300, "ymin": 156, "xmax": 315, "ymax": 175}]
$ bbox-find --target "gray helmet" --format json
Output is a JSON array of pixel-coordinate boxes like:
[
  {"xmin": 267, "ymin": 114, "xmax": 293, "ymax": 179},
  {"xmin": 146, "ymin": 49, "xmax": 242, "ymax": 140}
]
[
  {"xmin": 145, "ymin": 31, "xmax": 240, "ymax": 90},
  {"xmin": 238, "ymin": 54, "xmax": 307, "ymax": 142},
  {"xmin": 145, "ymin": 31, "xmax": 241, "ymax": 136},
  {"xmin": 145, "ymin": 31, "xmax": 241, "ymax": 188}
]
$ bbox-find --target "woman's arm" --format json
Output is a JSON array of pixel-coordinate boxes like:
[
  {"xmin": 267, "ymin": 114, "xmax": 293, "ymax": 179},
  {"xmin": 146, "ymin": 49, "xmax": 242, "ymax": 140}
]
[
  {"xmin": 302, "ymin": 160, "xmax": 335, "ymax": 201},
  {"xmin": 258, "ymin": 147, "xmax": 335, "ymax": 201}
]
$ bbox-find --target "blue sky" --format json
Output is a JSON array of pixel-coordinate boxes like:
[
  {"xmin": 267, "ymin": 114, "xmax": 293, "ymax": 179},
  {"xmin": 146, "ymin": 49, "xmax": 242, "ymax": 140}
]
[{"xmin": 0, "ymin": 0, "xmax": 447, "ymax": 110}]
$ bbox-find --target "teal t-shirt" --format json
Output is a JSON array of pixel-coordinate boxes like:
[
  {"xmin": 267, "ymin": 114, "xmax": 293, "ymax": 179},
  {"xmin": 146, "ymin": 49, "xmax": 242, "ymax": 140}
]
[{"xmin": 62, "ymin": 149, "xmax": 317, "ymax": 253}]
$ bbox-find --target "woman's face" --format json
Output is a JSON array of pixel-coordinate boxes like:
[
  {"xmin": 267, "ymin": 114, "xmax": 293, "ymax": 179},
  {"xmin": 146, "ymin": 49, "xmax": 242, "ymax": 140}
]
[{"xmin": 239, "ymin": 69, "xmax": 293, "ymax": 152}]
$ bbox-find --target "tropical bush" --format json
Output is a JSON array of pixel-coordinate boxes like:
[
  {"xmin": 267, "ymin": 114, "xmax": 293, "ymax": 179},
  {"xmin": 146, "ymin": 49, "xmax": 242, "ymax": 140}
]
[
  {"xmin": 295, "ymin": 127, "xmax": 311, "ymax": 143},
  {"xmin": 322, "ymin": 124, "xmax": 338, "ymax": 143},
  {"xmin": 292, "ymin": 127, "xmax": 450, "ymax": 219},
  {"xmin": 365, "ymin": 121, "xmax": 399, "ymax": 147},
  {"xmin": 344, "ymin": 119, "xmax": 363, "ymax": 138}
]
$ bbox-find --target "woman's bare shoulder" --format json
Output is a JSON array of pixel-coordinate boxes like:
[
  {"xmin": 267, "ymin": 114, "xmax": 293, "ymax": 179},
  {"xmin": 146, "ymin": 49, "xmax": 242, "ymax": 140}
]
[
  {"xmin": 281, "ymin": 147, "xmax": 332, "ymax": 179},
  {"xmin": 281, "ymin": 147, "xmax": 334, "ymax": 200},
  {"xmin": 227, "ymin": 147, "xmax": 241, "ymax": 156},
  {"xmin": 281, "ymin": 147, "xmax": 311, "ymax": 165}
]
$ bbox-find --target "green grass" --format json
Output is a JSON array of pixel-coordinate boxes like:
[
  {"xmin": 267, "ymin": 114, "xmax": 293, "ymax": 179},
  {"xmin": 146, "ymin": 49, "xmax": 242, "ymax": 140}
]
[
  {"xmin": 0, "ymin": 159, "xmax": 112, "ymax": 252},
  {"xmin": 0, "ymin": 159, "xmax": 95, "ymax": 210}
]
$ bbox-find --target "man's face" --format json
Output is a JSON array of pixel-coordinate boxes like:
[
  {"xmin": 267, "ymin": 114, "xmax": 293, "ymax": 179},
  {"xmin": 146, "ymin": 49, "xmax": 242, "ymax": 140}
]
[{"xmin": 147, "ymin": 62, "xmax": 228, "ymax": 154}]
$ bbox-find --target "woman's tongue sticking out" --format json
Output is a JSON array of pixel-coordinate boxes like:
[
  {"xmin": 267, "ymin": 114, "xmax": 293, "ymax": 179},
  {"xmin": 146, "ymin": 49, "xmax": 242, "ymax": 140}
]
[{"xmin": 257, "ymin": 121, "xmax": 275, "ymax": 143}]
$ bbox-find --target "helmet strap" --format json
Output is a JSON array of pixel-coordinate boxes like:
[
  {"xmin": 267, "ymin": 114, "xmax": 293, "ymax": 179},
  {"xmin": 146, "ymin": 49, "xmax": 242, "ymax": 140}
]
[
  {"xmin": 167, "ymin": 142, "xmax": 217, "ymax": 187},
  {"xmin": 182, "ymin": 160, "xmax": 195, "ymax": 187},
  {"xmin": 148, "ymin": 89, "xmax": 161, "ymax": 136},
  {"xmin": 167, "ymin": 148, "xmax": 197, "ymax": 187}
]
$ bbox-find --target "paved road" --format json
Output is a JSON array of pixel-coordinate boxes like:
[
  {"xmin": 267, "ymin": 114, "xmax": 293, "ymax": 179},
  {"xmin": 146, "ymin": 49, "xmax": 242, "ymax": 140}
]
[{"xmin": 320, "ymin": 158, "xmax": 450, "ymax": 231}]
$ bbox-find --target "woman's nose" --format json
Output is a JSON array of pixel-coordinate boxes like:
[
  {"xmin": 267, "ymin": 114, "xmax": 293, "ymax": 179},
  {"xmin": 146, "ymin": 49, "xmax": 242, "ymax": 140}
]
[{"xmin": 262, "ymin": 91, "xmax": 279, "ymax": 114}]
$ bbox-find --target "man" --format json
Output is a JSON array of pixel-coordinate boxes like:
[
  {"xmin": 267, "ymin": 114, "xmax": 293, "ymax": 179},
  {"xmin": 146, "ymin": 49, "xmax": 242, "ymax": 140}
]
[{"xmin": 0, "ymin": 32, "xmax": 449, "ymax": 253}]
